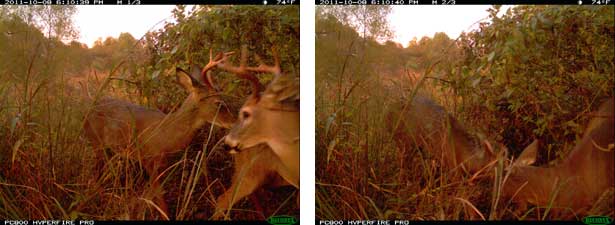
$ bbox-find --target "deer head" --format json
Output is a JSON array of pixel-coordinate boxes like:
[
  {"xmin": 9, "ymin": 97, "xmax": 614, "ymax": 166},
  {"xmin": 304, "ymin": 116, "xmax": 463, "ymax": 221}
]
[
  {"xmin": 217, "ymin": 46, "xmax": 300, "ymax": 187},
  {"xmin": 175, "ymin": 50, "xmax": 237, "ymax": 129}
]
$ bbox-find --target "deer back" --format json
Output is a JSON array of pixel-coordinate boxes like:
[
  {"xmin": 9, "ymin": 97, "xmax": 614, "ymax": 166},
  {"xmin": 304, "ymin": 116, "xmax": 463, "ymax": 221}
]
[
  {"xmin": 503, "ymin": 98, "xmax": 614, "ymax": 214},
  {"xmin": 387, "ymin": 95, "xmax": 497, "ymax": 174}
]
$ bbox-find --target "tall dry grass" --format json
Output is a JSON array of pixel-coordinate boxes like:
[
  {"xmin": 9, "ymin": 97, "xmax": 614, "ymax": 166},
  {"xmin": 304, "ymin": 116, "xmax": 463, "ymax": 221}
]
[
  {"xmin": 315, "ymin": 70, "xmax": 545, "ymax": 220},
  {"xmin": 0, "ymin": 64, "xmax": 298, "ymax": 220}
]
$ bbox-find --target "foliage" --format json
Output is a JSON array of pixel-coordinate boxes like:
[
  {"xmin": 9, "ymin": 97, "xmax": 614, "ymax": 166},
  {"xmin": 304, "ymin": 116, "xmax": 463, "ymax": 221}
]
[
  {"xmin": 317, "ymin": 5, "xmax": 393, "ymax": 42},
  {"xmin": 1, "ymin": 6, "xmax": 79, "ymax": 42},
  {"xmin": 406, "ymin": 32, "xmax": 460, "ymax": 75},
  {"xmin": 451, "ymin": 5, "xmax": 614, "ymax": 158},
  {"xmin": 316, "ymin": 8, "xmax": 422, "ymax": 220},
  {"xmin": 315, "ymin": 5, "xmax": 614, "ymax": 220},
  {"xmin": 142, "ymin": 5, "xmax": 299, "ymax": 111},
  {"xmin": 90, "ymin": 33, "xmax": 146, "ymax": 71},
  {"xmin": 0, "ymin": 7, "xmax": 89, "ymax": 219},
  {"xmin": 0, "ymin": 5, "xmax": 299, "ymax": 220}
]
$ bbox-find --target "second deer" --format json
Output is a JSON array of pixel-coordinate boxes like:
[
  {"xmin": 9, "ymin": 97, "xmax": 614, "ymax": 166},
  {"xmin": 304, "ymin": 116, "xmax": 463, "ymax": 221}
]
[
  {"xmin": 387, "ymin": 95, "xmax": 503, "ymax": 180},
  {"xmin": 502, "ymin": 98, "xmax": 614, "ymax": 218},
  {"xmin": 83, "ymin": 51, "xmax": 236, "ymax": 219}
]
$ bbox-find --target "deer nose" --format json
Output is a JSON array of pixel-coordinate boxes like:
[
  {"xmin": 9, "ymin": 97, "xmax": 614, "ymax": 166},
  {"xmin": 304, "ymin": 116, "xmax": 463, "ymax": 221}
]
[
  {"xmin": 221, "ymin": 143, "xmax": 238, "ymax": 154},
  {"xmin": 223, "ymin": 135, "xmax": 240, "ymax": 154}
]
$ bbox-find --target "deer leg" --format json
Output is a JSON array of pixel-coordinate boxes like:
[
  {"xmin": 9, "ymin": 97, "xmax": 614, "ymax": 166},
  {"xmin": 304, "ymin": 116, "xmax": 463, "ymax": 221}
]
[
  {"xmin": 248, "ymin": 192, "xmax": 265, "ymax": 218},
  {"xmin": 213, "ymin": 153, "xmax": 269, "ymax": 220},
  {"xmin": 397, "ymin": 145, "xmax": 406, "ymax": 186},
  {"xmin": 141, "ymin": 156, "xmax": 170, "ymax": 220},
  {"xmin": 249, "ymin": 173, "xmax": 296, "ymax": 218},
  {"xmin": 84, "ymin": 118, "xmax": 108, "ymax": 183},
  {"xmin": 270, "ymin": 174, "xmax": 290, "ymax": 188},
  {"xmin": 395, "ymin": 135, "xmax": 415, "ymax": 186},
  {"xmin": 149, "ymin": 177, "xmax": 170, "ymax": 219},
  {"xmin": 213, "ymin": 174, "xmax": 266, "ymax": 219}
]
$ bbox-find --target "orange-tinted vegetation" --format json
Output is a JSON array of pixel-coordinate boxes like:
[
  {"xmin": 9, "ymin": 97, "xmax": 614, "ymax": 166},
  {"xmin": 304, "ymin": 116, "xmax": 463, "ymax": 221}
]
[
  {"xmin": 316, "ymin": 5, "xmax": 614, "ymax": 220},
  {"xmin": 0, "ymin": 5, "xmax": 299, "ymax": 220}
]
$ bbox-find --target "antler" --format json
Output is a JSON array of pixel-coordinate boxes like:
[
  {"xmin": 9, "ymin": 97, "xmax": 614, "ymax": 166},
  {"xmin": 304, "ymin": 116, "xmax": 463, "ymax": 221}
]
[
  {"xmin": 216, "ymin": 45, "xmax": 264, "ymax": 97},
  {"xmin": 245, "ymin": 47, "xmax": 281, "ymax": 77},
  {"xmin": 200, "ymin": 49, "xmax": 234, "ymax": 90}
]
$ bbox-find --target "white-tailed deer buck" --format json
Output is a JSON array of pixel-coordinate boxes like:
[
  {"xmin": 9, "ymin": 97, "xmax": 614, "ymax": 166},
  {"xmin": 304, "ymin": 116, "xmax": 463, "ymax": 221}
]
[
  {"xmin": 83, "ymin": 51, "xmax": 236, "ymax": 219},
  {"xmin": 387, "ymin": 95, "xmax": 502, "ymax": 178},
  {"xmin": 502, "ymin": 98, "xmax": 614, "ymax": 218},
  {"xmin": 216, "ymin": 46, "xmax": 300, "ymax": 204}
]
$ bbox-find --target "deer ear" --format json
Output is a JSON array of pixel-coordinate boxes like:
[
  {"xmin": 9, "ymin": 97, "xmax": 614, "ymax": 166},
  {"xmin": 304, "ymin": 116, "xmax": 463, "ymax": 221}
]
[
  {"xmin": 189, "ymin": 65, "xmax": 205, "ymax": 84},
  {"xmin": 514, "ymin": 139, "xmax": 539, "ymax": 167},
  {"xmin": 188, "ymin": 64, "xmax": 215, "ymax": 90},
  {"xmin": 176, "ymin": 67, "xmax": 196, "ymax": 91}
]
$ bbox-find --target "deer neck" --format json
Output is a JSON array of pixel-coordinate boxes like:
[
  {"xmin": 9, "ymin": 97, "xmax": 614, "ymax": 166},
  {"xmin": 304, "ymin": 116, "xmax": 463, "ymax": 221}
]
[
  {"xmin": 261, "ymin": 109, "xmax": 300, "ymax": 187},
  {"xmin": 267, "ymin": 139, "xmax": 300, "ymax": 187},
  {"xmin": 141, "ymin": 100, "xmax": 205, "ymax": 156}
]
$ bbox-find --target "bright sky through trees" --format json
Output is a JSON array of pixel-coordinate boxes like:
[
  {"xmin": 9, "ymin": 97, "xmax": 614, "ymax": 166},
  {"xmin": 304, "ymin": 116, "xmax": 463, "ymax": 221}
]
[
  {"xmin": 75, "ymin": 5, "xmax": 175, "ymax": 47},
  {"xmin": 73, "ymin": 5, "xmax": 507, "ymax": 48},
  {"xmin": 389, "ymin": 6, "xmax": 507, "ymax": 47}
]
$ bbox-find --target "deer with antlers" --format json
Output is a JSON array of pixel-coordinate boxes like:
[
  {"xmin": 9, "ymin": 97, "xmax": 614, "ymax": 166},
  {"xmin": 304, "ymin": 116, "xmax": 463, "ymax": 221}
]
[
  {"xmin": 83, "ymin": 51, "xmax": 238, "ymax": 219},
  {"xmin": 212, "ymin": 46, "xmax": 299, "ymax": 219}
]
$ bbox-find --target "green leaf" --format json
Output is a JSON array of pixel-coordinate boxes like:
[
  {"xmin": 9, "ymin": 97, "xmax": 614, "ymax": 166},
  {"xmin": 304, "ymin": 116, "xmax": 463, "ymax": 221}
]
[
  {"xmin": 501, "ymin": 88, "xmax": 513, "ymax": 99},
  {"xmin": 10, "ymin": 115, "xmax": 20, "ymax": 135},
  {"xmin": 151, "ymin": 70, "xmax": 161, "ymax": 80},
  {"xmin": 488, "ymin": 51, "xmax": 496, "ymax": 62},
  {"xmin": 471, "ymin": 77, "xmax": 482, "ymax": 88}
]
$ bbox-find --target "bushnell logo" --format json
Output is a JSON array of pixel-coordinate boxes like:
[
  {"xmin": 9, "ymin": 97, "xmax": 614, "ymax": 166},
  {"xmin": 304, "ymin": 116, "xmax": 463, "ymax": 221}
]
[
  {"xmin": 268, "ymin": 215, "xmax": 298, "ymax": 225},
  {"xmin": 583, "ymin": 216, "xmax": 613, "ymax": 225}
]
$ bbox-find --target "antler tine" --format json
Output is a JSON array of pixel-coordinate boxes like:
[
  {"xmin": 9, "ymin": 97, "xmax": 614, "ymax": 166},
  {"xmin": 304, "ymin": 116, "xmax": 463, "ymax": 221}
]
[
  {"xmin": 216, "ymin": 45, "xmax": 263, "ymax": 97},
  {"xmin": 246, "ymin": 47, "xmax": 281, "ymax": 77},
  {"xmin": 200, "ymin": 49, "xmax": 234, "ymax": 90},
  {"xmin": 216, "ymin": 46, "xmax": 249, "ymax": 75}
]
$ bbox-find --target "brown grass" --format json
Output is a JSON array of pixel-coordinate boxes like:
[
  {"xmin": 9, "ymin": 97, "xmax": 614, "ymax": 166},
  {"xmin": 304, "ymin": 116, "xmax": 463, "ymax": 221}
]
[
  {"xmin": 0, "ymin": 67, "xmax": 298, "ymax": 220},
  {"xmin": 315, "ymin": 71, "xmax": 602, "ymax": 220}
]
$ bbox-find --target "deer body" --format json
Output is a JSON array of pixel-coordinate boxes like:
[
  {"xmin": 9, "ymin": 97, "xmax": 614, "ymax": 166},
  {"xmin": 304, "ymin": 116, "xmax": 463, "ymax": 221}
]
[
  {"xmin": 85, "ymin": 97, "xmax": 230, "ymax": 160},
  {"xmin": 226, "ymin": 95, "xmax": 300, "ymax": 187},
  {"xmin": 213, "ymin": 102, "xmax": 296, "ymax": 219},
  {"xmin": 83, "ymin": 54, "xmax": 236, "ymax": 218},
  {"xmin": 503, "ymin": 98, "xmax": 614, "ymax": 216},
  {"xmin": 218, "ymin": 47, "xmax": 300, "ymax": 189},
  {"xmin": 84, "ymin": 50, "xmax": 295, "ymax": 219},
  {"xmin": 387, "ymin": 95, "xmax": 498, "ymax": 175},
  {"xmin": 214, "ymin": 144, "xmax": 291, "ymax": 219},
  {"xmin": 213, "ymin": 47, "xmax": 299, "ymax": 219}
]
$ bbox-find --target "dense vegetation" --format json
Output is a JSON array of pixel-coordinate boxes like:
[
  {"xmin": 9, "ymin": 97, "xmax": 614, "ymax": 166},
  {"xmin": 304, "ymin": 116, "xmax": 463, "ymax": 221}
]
[
  {"xmin": 316, "ymin": 5, "xmax": 613, "ymax": 220},
  {"xmin": 453, "ymin": 6, "xmax": 614, "ymax": 159},
  {"xmin": 0, "ymin": 5, "xmax": 298, "ymax": 220}
]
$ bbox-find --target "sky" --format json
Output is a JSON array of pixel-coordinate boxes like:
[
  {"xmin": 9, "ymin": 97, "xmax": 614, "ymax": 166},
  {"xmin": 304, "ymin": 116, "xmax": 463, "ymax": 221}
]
[
  {"xmin": 72, "ymin": 6, "xmax": 505, "ymax": 48},
  {"xmin": 389, "ymin": 6, "xmax": 496, "ymax": 47},
  {"xmin": 74, "ymin": 6, "xmax": 177, "ymax": 47}
]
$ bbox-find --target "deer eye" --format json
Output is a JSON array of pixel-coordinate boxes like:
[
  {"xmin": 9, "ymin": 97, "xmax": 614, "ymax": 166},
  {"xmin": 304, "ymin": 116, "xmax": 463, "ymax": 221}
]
[{"xmin": 241, "ymin": 110, "xmax": 251, "ymax": 119}]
